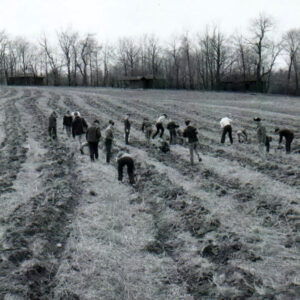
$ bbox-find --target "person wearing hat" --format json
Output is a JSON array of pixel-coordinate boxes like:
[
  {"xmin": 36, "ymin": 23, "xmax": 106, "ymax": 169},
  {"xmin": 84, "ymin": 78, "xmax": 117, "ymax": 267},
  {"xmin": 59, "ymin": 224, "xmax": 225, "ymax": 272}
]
[
  {"xmin": 85, "ymin": 119, "xmax": 101, "ymax": 161},
  {"xmin": 104, "ymin": 120, "xmax": 115, "ymax": 163},
  {"xmin": 220, "ymin": 117, "xmax": 233, "ymax": 144},
  {"xmin": 116, "ymin": 151, "xmax": 135, "ymax": 185},
  {"xmin": 48, "ymin": 111, "xmax": 57, "ymax": 140},
  {"xmin": 124, "ymin": 113, "xmax": 131, "ymax": 145},
  {"xmin": 63, "ymin": 110, "xmax": 73, "ymax": 137},
  {"xmin": 275, "ymin": 128, "xmax": 294, "ymax": 154},
  {"xmin": 183, "ymin": 120, "xmax": 202, "ymax": 165},
  {"xmin": 141, "ymin": 117, "xmax": 153, "ymax": 145},
  {"xmin": 254, "ymin": 117, "xmax": 268, "ymax": 157},
  {"xmin": 152, "ymin": 114, "xmax": 168, "ymax": 139}
]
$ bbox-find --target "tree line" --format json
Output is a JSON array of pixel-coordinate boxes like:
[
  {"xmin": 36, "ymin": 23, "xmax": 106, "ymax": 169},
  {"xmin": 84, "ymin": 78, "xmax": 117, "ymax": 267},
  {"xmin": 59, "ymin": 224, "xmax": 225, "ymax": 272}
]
[{"xmin": 0, "ymin": 14, "xmax": 300, "ymax": 95}]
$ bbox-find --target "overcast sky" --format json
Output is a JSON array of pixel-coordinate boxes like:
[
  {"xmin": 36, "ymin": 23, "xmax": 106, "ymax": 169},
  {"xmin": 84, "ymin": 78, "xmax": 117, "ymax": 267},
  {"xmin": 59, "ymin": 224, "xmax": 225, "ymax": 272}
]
[{"xmin": 0, "ymin": 0, "xmax": 299, "ymax": 42}]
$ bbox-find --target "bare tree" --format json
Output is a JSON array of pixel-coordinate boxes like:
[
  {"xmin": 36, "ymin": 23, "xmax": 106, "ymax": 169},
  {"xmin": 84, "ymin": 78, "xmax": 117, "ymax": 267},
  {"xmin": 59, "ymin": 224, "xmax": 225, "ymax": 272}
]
[
  {"xmin": 58, "ymin": 29, "xmax": 78, "ymax": 86},
  {"xmin": 249, "ymin": 14, "xmax": 281, "ymax": 92},
  {"xmin": 39, "ymin": 34, "xmax": 61, "ymax": 85},
  {"xmin": 282, "ymin": 29, "xmax": 300, "ymax": 94}
]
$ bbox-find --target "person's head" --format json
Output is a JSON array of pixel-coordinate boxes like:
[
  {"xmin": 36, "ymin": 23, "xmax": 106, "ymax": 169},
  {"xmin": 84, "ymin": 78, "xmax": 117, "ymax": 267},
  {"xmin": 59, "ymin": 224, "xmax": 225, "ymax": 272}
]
[
  {"xmin": 74, "ymin": 111, "xmax": 79, "ymax": 117},
  {"xmin": 51, "ymin": 111, "xmax": 57, "ymax": 117},
  {"xmin": 274, "ymin": 127, "xmax": 280, "ymax": 133},
  {"xmin": 94, "ymin": 119, "xmax": 100, "ymax": 125},
  {"xmin": 125, "ymin": 113, "xmax": 130, "ymax": 119},
  {"xmin": 109, "ymin": 120, "xmax": 114, "ymax": 126},
  {"xmin": 67, "ymin": 110, "xmax": 70, "ymax": 115},
  {"xmin": 185, "ymin": 120, "xmax": 191, "ymax": 126},
  {"xmin": 144, "ymin": 117, "xmax": 149, "ymax": 121},
  {"xmin": 163, "ymin": 113, "xmax": 168, "ymax": 118},
  {"xmin": 253, "ymin": 117, "xmax": 261, "ymax": 122}
]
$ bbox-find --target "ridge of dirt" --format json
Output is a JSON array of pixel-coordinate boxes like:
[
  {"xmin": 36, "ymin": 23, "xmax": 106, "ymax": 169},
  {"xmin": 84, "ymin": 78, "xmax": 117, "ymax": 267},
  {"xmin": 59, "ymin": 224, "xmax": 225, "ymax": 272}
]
[{"xmin": 0, "ymin": 94, "xmax": 82, "ymax": 299}]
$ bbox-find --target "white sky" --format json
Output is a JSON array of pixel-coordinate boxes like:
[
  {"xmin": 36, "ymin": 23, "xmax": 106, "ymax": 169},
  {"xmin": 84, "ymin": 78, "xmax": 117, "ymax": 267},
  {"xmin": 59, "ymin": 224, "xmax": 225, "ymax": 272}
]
[{"xmin": 0, "ymin": 0, "xmax": 299, "ymax": 42}]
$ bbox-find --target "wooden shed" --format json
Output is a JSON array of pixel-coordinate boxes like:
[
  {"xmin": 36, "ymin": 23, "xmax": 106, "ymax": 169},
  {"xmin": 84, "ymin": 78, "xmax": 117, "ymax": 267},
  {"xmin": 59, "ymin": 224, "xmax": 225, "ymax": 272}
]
[
  {"xmin": 7, "ymin": 74, "xmax": 44, "ymax": 86},
  {"xmin": 118, "ymin": 75, "xmax": 165, "ymax": 89}
]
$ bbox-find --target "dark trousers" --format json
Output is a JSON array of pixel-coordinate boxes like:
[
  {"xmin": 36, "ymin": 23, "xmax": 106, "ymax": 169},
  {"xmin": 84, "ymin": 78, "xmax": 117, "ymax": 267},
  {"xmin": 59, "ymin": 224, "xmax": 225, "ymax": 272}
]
[
  {"xmin": 88, "ymin": 142, "xmax": 99, "ymax": 161},
  {"xmin": 125, "ymin": 130, "xmax": 130, "ymax": 144},
  {"xmin": 168, "ymin": 129, "xmax": 177, "ymax": 144},
  {"xmin": 48, "ymin": 126, "xmax": 57, "ymax": 139},
  {"xmin": 105, "ymin": 139, "xmax": 112, "ymax": 163},
  {"xmin": 265, "ymin": 137, "xmax": 270, "ymax": 153},
  {"xmin": 285, "ymin": 136, "xmax": 294, "ymax": 153},
  {"xmin": 65, "ymin": 125, "xmax": 72, "ymax": 137},
  {"xmin": 152, "ymin": 123, "xmax": 164, "ymax": 139},
  {"xmin": 118, "ymin": 157, "xmax": 135, "ymax": 184},
  {"xmin": 221, "ymin": 125, "xmax": 233, "ymax": 144}
]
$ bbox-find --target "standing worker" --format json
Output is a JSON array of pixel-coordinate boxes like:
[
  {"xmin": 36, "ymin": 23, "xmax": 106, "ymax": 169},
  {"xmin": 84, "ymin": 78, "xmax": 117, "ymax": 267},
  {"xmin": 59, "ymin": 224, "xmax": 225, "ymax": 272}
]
[
  {"xmin": 72, "ymin": 111, "xmax": 88, "ymax": 145},
  {"xmin": 116, "ymin": 151, "xmax": 135, "ymax": 185},
  {"xmin": 167, "ymin": 120, "xmax": 180, "ymax": 144},
  {"xmin": 254, "ymin": 117, "xmax": 268, "ymax": 157},
  {"xmin": 141, "ymin": 117, "xmax": 153, "ymax": 145},
  {"xmin": 63, "ymin": 110, "xmax": 73, "ymax": 137},
  {"xmin": 183, "ymin": 120, "xmax": 202, "ymax": 165},
  {"xmin": 275, "ymin": 128, "xmax": 294, "ymax": 154},
  {"xmin": 104, "ymin": 120, "xmax": 114, "ymax": 163},
  {"xmin": 124, "ymin": 114, "xmax": 131, "ymax": 145},
  {"xmin": 48, "ymin": 111, "xmax": 57, "ymax": 140},
  {"xmin": 152, "ymin": 114, "xmax": 168, "ymax": 139},
  {"xmin": 85, "ymin": 119, "xmax": 101, "ymax": 161},
  {"xmin": 220, "ymin": 117, "xmax": 233, "ymax": 144}
]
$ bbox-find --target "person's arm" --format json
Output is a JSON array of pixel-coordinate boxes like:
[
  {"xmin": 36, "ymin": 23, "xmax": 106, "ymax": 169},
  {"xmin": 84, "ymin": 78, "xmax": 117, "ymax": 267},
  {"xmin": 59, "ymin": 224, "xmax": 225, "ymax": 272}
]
[{"xmin": 141, "ymin": 122, "xmax": 145, "ymax": 132}]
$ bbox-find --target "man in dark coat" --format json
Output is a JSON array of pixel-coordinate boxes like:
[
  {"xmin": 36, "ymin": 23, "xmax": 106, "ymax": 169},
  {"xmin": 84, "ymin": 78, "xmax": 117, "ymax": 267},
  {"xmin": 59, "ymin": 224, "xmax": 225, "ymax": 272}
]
[
  {"xmin": 124, "ymin": 114, "xmax": 131, "ymax": 145},
  {"xmin": 48, "ymin": 111, "xmax": 57, "ymax": 139},
  {"xmin": 183, "ymin": 120, "xmax": 202, "ymax": 165},
  {"xmin": 86, "ymin": 120, "xmax": 101, "ymax": 161},
  {"xmin": 167, "ymin": 120, "xmax": 180, "ymax": 144},
  {"xmin": 63, "ymin": 110, "xmax": 73, "ymax": 137},
  {"xmin": 275, "ymin": 128, "xmax": 295, "ymax": 153},
  {"xmin": 116, "ymin": 151, "xmax": 135, "ymax": 185},
  {"xmin": 72, "ymin": 112, "xmax": 88, "ymax": 144}
]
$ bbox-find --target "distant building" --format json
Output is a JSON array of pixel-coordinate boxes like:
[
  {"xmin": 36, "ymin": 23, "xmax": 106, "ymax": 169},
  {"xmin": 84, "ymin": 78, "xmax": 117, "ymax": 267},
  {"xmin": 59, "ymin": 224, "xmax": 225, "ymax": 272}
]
[
  {"xmin": 7, "ymin": 74, "xmax": 44, "ymax": 86},
  {"xmin": 118, "ymin": 75, "xmax": 165, "ymax": 89},
  {"xmin": 220, "ymin": 79, "xmax": 266, "ymax": 93}
]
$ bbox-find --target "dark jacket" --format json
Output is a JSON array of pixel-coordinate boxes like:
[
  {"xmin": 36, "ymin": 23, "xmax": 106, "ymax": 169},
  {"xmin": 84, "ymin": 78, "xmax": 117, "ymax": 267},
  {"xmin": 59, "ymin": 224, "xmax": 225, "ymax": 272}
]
[
  {"xmin": 63, "ymin": 115, "xmax": 73, "ymax": 126},
  {"xmin": 183, "ymin": 125, "xmax": 198, "ymax": 143},
  {"xmin": 167, "ymin": 121, "xmax": 179, "ymax": 131},
  {"xmin": 86, "ymin": 126, "xmax": 101, "ymax": 143},
  {"xmin": 49, "ymin": 115, "xmax": 57, "ymax": 128},
  {"xmin": 278, "ymin": 129, "xmax": 294, "ymax": 143},
  {"xmin": 124, "ymin": 119, "xmax": 131, "ymax": 132},
  {"xmin": 72, "ymin": 116, "xmax": 88, "ymax": 137}
]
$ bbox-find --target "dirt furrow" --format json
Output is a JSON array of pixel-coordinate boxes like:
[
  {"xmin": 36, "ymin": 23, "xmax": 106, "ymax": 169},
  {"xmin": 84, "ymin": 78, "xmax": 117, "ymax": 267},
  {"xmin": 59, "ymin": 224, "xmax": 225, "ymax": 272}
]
[
  {"xmin": 0, "ymin": 94, "xmax": 82, "ymax": 299},
  {"xmin": 76, "ymin": 93, "xmax": 299, "ymax": 190},
  {"xmin": 59, "ymin": 90, "xmax": 299, "ymax": 299}
]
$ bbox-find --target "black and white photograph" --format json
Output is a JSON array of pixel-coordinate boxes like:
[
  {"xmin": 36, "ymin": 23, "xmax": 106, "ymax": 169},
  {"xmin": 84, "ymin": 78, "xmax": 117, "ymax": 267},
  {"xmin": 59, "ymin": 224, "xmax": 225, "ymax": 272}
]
[{"xmin": 0, "ymin": 0, "xmax": 299, "ymax": 299}]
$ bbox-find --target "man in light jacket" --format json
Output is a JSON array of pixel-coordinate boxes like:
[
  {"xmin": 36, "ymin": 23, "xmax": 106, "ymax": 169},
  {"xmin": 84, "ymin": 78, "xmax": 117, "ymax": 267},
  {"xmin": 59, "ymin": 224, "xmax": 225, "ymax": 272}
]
[
  {"xmin": 104, "ymin": 120, "xmax": 114, "ymax": 163},
  {"xmin": 152, "ymin": 114, "xmax": 167, "ymax": 139},
  {"xmin": 220, "ymin": 117, "xmax": 233, "ymax": 144}
]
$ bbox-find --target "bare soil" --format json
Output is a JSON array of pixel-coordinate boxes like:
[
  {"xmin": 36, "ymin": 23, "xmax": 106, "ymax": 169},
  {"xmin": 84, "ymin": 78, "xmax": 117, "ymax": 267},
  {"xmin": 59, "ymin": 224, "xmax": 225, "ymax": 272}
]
[{"xmin": 0, "ymin": 87, "xmax": 299, "ymax": 299}]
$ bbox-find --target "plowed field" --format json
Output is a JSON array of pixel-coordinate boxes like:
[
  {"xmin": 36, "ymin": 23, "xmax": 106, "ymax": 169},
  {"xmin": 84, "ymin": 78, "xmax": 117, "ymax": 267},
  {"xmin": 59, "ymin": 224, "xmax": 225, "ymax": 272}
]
[{"xmin": 0, "ymin": 87, "xmax": 299, "ymax": 299}]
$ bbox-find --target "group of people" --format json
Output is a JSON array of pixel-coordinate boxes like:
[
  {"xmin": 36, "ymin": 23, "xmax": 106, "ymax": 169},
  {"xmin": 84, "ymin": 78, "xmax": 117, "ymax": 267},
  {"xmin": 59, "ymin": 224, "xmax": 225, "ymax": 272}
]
[
  {"xmin": 219, "ymin": 116, "xmax": 295, "ymax": 156},
  {"xmin": 48, "ymin": 110, "xmax": 296, "ymax": 184}
]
